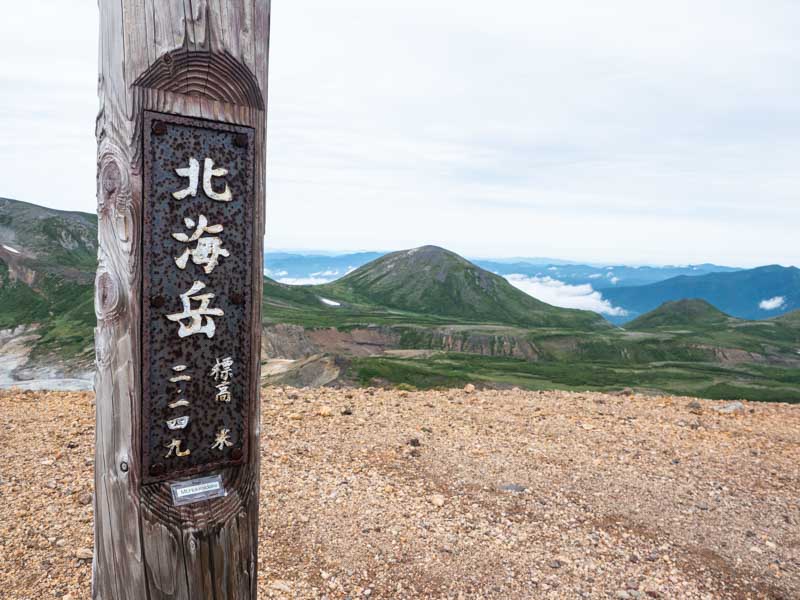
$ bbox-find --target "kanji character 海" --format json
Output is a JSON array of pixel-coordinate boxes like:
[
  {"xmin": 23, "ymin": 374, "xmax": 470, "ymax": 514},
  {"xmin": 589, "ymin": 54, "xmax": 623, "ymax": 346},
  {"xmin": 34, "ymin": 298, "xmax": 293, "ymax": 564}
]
[{"xmin": 172, "ymin": 215, "xmax": 230, "ymax": 274}]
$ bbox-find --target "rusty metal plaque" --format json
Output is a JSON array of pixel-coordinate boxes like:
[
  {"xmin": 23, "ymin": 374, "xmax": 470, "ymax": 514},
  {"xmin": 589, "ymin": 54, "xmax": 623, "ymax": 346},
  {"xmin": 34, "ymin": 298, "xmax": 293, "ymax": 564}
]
[{"xmin": 141, "ymin": 111, "xmax": 255, "ymax": 484}]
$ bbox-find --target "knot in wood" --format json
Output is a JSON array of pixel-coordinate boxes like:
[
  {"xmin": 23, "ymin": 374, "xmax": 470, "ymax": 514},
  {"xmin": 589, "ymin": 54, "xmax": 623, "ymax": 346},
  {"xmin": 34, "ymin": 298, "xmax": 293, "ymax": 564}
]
[
  {"xmin": 98, "ymin": 153, "xmax": 130, "ymax": 219},
  {"xmin": 95, "ymin": 270, "xmax": 124, "ymax": 323},
  {"xmin": 102, "ymin": 161, "xmax": 121, "ymax": 196}
]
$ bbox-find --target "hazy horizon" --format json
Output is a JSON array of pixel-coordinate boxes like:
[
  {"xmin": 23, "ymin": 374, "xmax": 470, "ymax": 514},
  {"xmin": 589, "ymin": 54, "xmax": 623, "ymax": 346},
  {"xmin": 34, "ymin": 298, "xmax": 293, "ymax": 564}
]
[{"xmin": 262, "ymin": 245, "xmax": 787, "ymax": 270}]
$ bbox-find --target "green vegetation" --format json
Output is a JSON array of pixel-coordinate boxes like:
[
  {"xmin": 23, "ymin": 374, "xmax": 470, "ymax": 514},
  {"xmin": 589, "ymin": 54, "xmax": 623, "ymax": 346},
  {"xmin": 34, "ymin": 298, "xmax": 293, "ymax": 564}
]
[
  {"xmin": 623, "ymin": 299, "xmax": 800, "ymax": 355},
  {"xmin": 349, "ymin": 353, "xmax": 800, "ymax": 402},
  {"xmin": 263, "ymin": 277, "xmax": 472, "ymax": 328},
  {"xmin": 31, "ymin": 281, "xmax": 95, "ymax": 359},
  {"xmin": 262, "ymin": 267, "xmax": 800, "ymax": 402},
  {"xmin": 0, "ymin": 259, "xmax": 95, "ymax": 359},
  {"xmin": 0, "ymin": 275, "xmax": 52, "ymax": 328}
]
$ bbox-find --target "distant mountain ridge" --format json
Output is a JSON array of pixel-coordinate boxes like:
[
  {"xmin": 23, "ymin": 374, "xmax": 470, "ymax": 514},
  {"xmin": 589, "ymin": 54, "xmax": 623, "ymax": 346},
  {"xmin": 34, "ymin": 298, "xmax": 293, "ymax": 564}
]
[
  {"xmin": 474, "ymin": 260, "xmax": 740, "ymax": 290},
  {"xmin": 604, "ymin": 266, "xmax": 800, "ymax": 322},
  {"xmin": 264, "ymin": 249, "xmax": 741, "ymax": 291}
]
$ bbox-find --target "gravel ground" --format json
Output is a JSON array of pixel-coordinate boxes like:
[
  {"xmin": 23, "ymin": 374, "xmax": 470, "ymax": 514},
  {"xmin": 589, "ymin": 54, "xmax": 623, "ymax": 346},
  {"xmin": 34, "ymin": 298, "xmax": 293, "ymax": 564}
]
[{"xmin": 0, "ymin": 387, "xmax": 798, "ymax": 599}]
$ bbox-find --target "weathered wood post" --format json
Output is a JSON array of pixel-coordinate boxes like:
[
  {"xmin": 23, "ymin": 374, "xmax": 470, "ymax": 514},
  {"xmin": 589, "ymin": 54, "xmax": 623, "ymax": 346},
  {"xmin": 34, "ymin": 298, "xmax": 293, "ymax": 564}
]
[{"xmin": 93, "ymin": 2, "xmax": 269, "ymax": 598}]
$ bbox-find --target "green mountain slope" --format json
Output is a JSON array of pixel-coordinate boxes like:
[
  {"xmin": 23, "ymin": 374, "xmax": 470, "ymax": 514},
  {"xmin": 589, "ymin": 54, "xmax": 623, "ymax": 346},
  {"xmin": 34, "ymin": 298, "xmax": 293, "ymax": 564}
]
[
  {"xmin": 262, "ymin": 276, "xmax": 485, "ymax": 328},
  {"xmin": 775, "ymin": 310, "xmax": 800, "ymax": 327},
  {"xmin": 0, "ymin": 197, "xmax": 97, "ymax": 279},
  {"xmin": 317, "ymin": 246, "xmax": 607, "ymax": 330},
  {"xmin": 0, "ymin": 198, "xmax": 97, "ymax": 361},
  {"xmin": 730, "ymin": 310, "xmax": 800, "ymax": 348},
  {"xmin": 624, "ymin": 299, "xmax": 800, "ymax": 354}
]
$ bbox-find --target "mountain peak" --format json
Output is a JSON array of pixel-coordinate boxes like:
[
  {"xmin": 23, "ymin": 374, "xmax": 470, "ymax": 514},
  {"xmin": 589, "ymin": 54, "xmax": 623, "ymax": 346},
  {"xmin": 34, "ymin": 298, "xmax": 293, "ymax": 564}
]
[
  {"xmin": 322, "ymin": 245, "xmax": 607, "ymax": 329},
  {"xmin": 626, "ymin": 298, "xmax": 735, "ymax": 330},
  {"xmin": 389, "ymin": 245, "xmax": 466, "ymax": 267},
  {"xmin": 406, "ymin": 244, "xmax": 456, "ymax": 255}
]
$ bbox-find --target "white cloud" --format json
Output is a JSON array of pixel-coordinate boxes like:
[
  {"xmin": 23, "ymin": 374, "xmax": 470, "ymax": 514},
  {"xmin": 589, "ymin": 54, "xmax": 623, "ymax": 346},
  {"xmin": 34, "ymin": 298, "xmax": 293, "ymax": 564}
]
[
  {"xmin": 505, "ymin": 274, "xmax": 627, "ymax": 317},
  {"xmin": 311, "ymin": 270, "xmax": 340, "ymax": 277},
  {"xmin": 759, "ymin": 296, "xmax": 786, "ymax": 311},
  {"xmin": 277, "ymin": 277, "xmax": 334, "ymax": 286}
]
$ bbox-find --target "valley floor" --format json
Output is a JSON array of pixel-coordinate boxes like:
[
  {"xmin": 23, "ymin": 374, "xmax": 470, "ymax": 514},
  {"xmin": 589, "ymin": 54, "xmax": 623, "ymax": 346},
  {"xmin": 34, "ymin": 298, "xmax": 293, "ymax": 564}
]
[{"xmin": 0, "ymin": 388, "xmax": 798, "ymax": 599}]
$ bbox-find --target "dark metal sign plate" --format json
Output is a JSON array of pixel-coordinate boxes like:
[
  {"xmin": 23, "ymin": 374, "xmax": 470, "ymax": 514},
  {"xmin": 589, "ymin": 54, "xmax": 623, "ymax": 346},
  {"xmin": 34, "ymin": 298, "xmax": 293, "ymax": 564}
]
[{"xmin": 142, "ymin": 111, "xmax": 255, "ymax": 484}]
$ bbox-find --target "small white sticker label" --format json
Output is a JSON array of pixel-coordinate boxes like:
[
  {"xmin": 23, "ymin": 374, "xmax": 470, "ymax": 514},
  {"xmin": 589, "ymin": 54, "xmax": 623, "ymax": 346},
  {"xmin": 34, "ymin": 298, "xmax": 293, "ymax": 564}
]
[{"xmin": 170, "ymin": 474, "xmax": 226, "ymax": 506}]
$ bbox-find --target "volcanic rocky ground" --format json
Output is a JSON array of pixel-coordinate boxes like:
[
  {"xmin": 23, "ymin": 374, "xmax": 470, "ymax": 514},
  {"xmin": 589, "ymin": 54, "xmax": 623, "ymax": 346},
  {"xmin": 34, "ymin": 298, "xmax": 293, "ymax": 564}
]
[{"xmin": 0, "ymin": 387, "xmax": 798, "ymax": 599}]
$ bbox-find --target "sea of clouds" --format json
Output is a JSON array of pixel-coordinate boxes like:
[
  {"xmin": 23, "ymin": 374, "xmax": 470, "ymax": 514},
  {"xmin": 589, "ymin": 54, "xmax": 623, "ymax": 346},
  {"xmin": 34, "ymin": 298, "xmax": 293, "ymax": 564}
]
[{"xmin": 505, "ymin": 274, "xmax": 628, "ymax": 317}]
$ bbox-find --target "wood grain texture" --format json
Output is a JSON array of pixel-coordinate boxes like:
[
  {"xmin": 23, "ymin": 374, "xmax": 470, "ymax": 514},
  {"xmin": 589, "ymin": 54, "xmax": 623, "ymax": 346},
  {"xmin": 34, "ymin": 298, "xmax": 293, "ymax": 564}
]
[{"xmin": 94, "ymin": 2, "xmax": 269, "ymax": 598}]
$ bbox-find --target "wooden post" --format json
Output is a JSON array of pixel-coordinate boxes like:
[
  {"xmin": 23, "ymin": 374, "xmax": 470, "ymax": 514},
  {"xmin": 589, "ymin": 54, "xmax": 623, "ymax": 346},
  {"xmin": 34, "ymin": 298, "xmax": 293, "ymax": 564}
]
[{"xmin": 93, "ymin": 2, "xmax": 269, "ymax": 598}]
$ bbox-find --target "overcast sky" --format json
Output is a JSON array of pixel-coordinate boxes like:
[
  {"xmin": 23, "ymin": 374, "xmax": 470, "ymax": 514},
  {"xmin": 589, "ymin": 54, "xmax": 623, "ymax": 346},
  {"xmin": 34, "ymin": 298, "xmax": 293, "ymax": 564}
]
[{"xmin": 1, "ymin": 1, "xmax": 798, "ymax": 267}]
